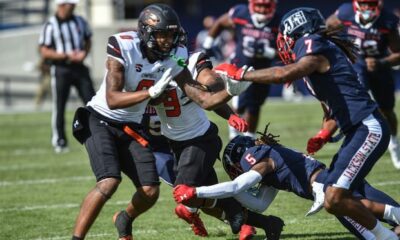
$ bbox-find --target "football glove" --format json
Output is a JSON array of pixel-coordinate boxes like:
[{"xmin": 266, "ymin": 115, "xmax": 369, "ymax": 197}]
[
  {"xmin": 214, "ymin": 63, "xmax": 252, "ymax": 81},
  {"xmin": 173, "ymin": 184, "xmax": 196, "ymax": 204},
  {"xmin": 228, "ymin": 114, "xmax": 248, "ymax": 132},
  {"xmin": 148, "ymin": 68, "xmax": 173, "ymax": 98},
  {"xmin": 307, "ymin": 129, "xmax": 331, "ymax": 154}
]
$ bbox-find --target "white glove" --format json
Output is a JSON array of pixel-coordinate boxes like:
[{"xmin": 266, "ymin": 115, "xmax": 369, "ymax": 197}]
[
  {"xmin": 148, "ymin": 68, "xmax": 173, "ymax": 98},
  {"xmin": 305, "ymin": 182, "xmax": 325, "ymax": 217},
  {"xmin": 217, "ymin": 66, "xmax": 253, "ymax": 96}
]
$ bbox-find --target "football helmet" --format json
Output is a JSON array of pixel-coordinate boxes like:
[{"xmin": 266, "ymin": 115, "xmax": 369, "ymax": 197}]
[
  {"xmin": 138, "ymin": 3, "xmax": 182, "ymax": 60},
  {"xmin": 276, "ymin": 7, "xmax": 325, "ymax": 64},
  {"xmin": 222, "ymin": 136, "xmax": 255, "ymax": 180},
  {"xmin": 353, "ymin": 0, "xmax": 383, "ymax": 22},
  {"xmin": 248, "ymin": 0, "xmax": 277, "ymax": 23}
]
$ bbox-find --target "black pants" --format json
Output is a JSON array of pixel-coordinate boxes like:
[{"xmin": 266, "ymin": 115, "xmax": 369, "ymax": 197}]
[{"xmin": 51, "ymin": 64, "xmax": 95, "ymax": 147}]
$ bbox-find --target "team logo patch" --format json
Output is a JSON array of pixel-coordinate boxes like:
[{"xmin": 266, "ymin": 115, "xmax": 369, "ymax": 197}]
[{"xmin": 283, "ymin": 10, "xmax": 308, "ymax": 34}]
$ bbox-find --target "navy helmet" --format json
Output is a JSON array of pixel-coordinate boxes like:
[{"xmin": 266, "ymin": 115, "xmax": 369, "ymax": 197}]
[
  {"xmin": 276, "ymin": 7, "xmax": 326, "ymax": 64},
  {"xmin": 222, "ymin": 136, "xmax": 255, "ymax": 180},
  {"xmin": 138, "ymin": 4, "xmax": 182, "ymax": 60}
]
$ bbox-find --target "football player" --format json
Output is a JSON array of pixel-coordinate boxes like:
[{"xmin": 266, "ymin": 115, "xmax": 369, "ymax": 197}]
[
  {"xmin": 213, "ymin": 7, "xmax": 398, "ymax": 239},
  {"xmin": 70, "ymin": 4, "xmax": 249, "ymax": 240},
  {"xmin": 202, "ymin": 0, "xmax": 280, "ymax": 140},
  {"xmin": 325, "ymin": 0, "xmax": 400, "ymax": 169},
  {"xmin": 151, "ymin": 51, "xmax": 284, "ymax": 239},
  {"xmin": 173, "ymin": 127, "xmax": 400, "ymax": 239}
]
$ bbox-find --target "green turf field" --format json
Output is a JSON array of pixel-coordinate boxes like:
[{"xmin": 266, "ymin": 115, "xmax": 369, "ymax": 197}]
[{"xmin": 1, "ymin": 99, "xmax": 399, "ymax": 240}]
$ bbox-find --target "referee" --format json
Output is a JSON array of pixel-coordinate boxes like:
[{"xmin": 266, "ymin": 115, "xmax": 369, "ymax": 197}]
[{"xmin": 39, "ymin": 0, "xmax": 95, "ymax": 153}]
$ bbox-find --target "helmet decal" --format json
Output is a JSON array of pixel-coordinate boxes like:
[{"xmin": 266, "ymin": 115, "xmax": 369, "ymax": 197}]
[
  {"xmin": 282, "ymin": 10, "xmax": 308, "ymax": 35},
  {"xmin": 138, "ymin": 3, "xmax": 182, "ymax": 60}
]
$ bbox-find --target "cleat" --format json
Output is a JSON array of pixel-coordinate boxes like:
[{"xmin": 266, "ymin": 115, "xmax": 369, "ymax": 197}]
[
  {"xmin": 239, "ymin": 224, "xmax": 256, "ymax": 240},
  {"xmin": 389, "ymin": 137, "xmax": 400, "ymax": 169},
  {"xmin": 175, "ymin": 204, "xmax": 208, "ymax": 237},
  {"xmin": 264, "ymin": 215, "xmax": 285, "ymax": 240},
  {"xmin": 113, "ymin": 211, "xmax": 133, "ymax": 240},
  {"xmin": 306, "ymin": 182, "xmax": 325, "ymax": 216}
]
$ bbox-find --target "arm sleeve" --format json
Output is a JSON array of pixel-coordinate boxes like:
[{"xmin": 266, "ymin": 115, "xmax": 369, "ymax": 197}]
[
  {"xmin": 234, "ymin": 185, "xmax": 279, "ymax": 213},
  {"xmin": 196, "ymin": 170, "xmax": 262, "ymax": 198}
]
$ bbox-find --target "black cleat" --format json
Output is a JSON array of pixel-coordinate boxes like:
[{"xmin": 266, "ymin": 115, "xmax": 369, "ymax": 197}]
[{"xmin": 264, "ymin": 215, "xmax": 285, "ymax": 240}]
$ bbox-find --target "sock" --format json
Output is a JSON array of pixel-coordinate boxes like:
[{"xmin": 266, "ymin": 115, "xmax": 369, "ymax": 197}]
[
  {"xmin": 215, "ymin": 198, "xmax": 244, "ymax": 234},
  {"xmin": 72, "ymin": 236, "xmax": 83, "ymax": 240},
  {"xmin": 384, "ymin": 205, "xmax": 400, "ymax": 225},
  {"xmin": 390, "ymin": 135, "xmax": 399, "ymax": 146},
  {"xmin": 185, "ymin": 206, "xmax": 198, "ymax": 213},
  {"xmin": 314, "ymin": 169, "xmax": 329, "ymax": 184},
  {"xmin": 370, "ymin": 220, "xmax": 397, "ymax": 240},
  {"xmin": 246, "ymin": 211, "xmax": 284, "ymax": 239}
]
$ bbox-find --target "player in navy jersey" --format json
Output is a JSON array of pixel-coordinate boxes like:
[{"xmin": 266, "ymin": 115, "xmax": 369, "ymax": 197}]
[
  {"xmin": 213, "ymin": 7, "xmax": 398, "ymax": 239},
  {"xmin": 173, "ymin": 127, "xmax": 400, "ymax": 239},
  {"xmin": 202, "ymin": 0, "xmax": 280, "ymax": 140},
  {"xmin": 326, "ymin": 0, "xmax": 400, "ymax": 169}
]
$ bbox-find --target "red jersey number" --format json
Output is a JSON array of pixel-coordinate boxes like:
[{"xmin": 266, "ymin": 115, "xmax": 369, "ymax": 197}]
[
  {"xmin": 163, "ymin": 89, "xmax": 181, "ymax": 117},
  {"xmin": 135, "ymin": 79, "xmax": 154, "ymax": 91}
]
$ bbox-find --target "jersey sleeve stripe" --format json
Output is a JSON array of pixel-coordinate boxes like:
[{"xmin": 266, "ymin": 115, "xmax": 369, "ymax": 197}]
[
  {"xmin": 107, "ymin": 36, "xmax": 124, "ymax": 62},
  {"xmin": 232, "ymin": 17, "xmax": 248, "ymax": 25}
]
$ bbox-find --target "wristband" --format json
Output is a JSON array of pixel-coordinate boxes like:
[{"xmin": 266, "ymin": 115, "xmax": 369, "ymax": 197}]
[{"xmin": 317, "ymin": 129, "xmax": 331, "ymax": 142}]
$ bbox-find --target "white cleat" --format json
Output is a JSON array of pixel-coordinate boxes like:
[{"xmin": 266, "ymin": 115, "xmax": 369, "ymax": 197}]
[
  {"xmin": 389, "ymin": 136, "xmax": 400, "ymax": 170},
  {"xmin": 306, "ymin": 182, "xmax": 325, "ymax": 217}
]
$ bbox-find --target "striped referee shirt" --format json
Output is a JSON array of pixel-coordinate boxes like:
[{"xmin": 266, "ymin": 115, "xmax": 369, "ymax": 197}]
[{"xmin": 39, "ymin": 14, "xmax": 92, "ymax": 54}]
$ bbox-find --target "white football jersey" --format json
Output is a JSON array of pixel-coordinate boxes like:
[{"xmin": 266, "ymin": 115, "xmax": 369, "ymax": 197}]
[
  {"xmin": 88, "ymin": 31, "xmax": 188, "ymax": 123},
  {"xmin": 154, "ymin": 52, "xmax": 211, "ymax": 141}
]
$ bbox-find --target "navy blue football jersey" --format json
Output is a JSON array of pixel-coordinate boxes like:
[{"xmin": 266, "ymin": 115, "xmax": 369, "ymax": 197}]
[
  {"xmin": 293, "ymin": 33, "xmax": 377, "ymax": 133},
  {"xmin": 336, "ymin": 3, "xmax": 399, "ymax": 62},
  {"xmin": 229, "ymin": 4, "xmax": 280, "ymax": 69},
  {"xmin": 240, "ymin": 144, "xmax": 324, "ymax": 200}
]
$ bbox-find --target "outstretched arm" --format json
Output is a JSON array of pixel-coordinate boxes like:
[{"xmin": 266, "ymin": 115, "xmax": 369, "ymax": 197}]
[
  {"xmin": 174, "ymin": 67, "xmax": 232, "ymax": 110},
  {"xmin": 242, "ymin": 54, "xmax": 326, "ymax": 84}
]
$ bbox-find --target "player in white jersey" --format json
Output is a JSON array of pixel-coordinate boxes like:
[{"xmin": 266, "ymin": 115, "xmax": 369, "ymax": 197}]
[{"xmin": 70, "ymin": 3, "xmax": 251, "ymax": 240}]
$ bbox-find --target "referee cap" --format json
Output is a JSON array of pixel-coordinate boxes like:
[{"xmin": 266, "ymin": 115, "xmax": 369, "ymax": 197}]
[{"xmin": 56, "ymin": 0, "xmax": 79, "ymax": 5}]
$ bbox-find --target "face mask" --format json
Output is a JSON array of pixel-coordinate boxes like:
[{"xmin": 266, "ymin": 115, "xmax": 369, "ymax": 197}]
[
  {"xmin": 252, "ymin": 13, "xmax": 269, "ymax": 23},
  {"xmin": 360, "ymin": 10, "xmax": 373, "ymax": 21}
]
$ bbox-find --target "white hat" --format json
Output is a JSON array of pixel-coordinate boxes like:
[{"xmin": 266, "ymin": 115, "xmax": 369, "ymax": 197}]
[{"xmin": 55, "ymin": 0, "xmax": 79, "ymax": 5}]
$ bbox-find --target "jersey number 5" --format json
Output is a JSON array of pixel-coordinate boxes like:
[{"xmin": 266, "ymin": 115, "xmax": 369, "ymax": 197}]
[{"xmin": 245, "ymin": 153, "xmax": 257, "ymax": 165}]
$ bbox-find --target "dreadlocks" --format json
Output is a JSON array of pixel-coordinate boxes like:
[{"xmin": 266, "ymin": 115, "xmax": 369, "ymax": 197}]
[
  {"xmin": 255, "ymin": 123, "xmax": 281, "ymax": 146},
  {"xmin": 318, "ymin": 25, "xmax": 359, "ymax": 63}
]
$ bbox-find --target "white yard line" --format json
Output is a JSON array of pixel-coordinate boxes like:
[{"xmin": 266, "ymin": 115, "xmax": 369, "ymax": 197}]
[
  {"xmin": 0, "ymin": 161, "xmax": 84, "ymax": 171},
  {"xmin": 0, "ymin": 199, "xmax": 167, "ymax": 213},
  {"xmin": 0, "ymin": 176, "xmax": 93, "ymax": 187}
]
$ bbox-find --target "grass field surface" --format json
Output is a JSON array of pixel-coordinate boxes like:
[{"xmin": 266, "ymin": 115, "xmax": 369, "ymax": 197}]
[{"xmin": 1, "ymin": 99, "xmax": 399, "ymax": 240}]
